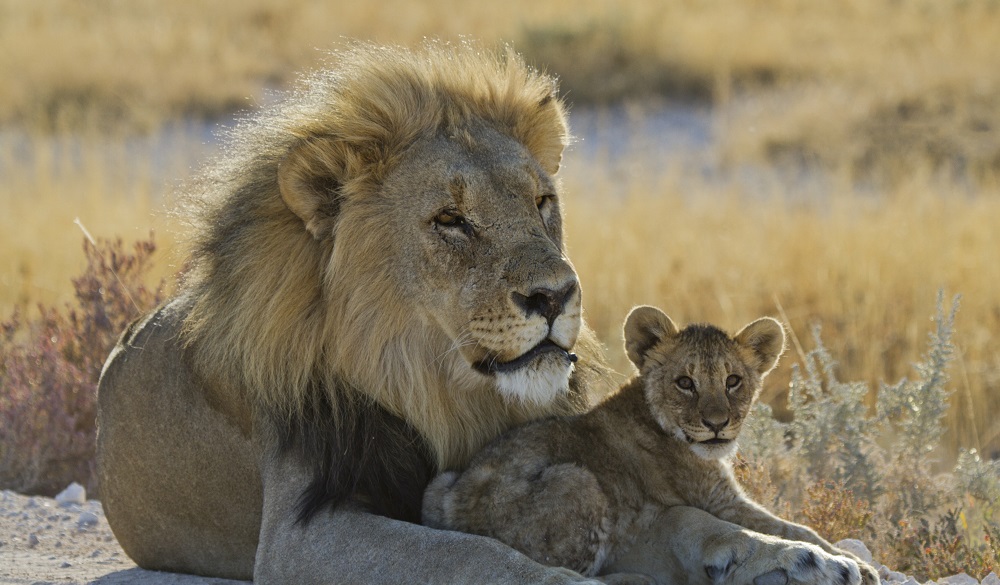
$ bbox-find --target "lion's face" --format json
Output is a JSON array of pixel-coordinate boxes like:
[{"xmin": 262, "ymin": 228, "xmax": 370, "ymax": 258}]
[
  {"xmin": 369, "ymin": 124, "xmax": 580, "ymax": 404},
  {"xmin": 624, "ymin": 307, "xmax": 785, "ymax": 460}
]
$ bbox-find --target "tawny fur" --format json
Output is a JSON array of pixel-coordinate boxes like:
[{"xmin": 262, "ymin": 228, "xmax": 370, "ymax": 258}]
[
  {"xmin": 176, "ymin": 41, "xmax": 612, "ymax": 469},
  {"xmin": 424, "ymin": 306, "xmax": 880, "ymax": 580},
  {"xmin": 98, "ymin": 42, "xmax": 879, "ymax": 584}
]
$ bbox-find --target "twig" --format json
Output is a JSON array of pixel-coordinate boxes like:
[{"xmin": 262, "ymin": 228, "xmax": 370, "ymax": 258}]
[{"xmin": 74, "ymin": 218, "xmax": 143, "ymax": 316}]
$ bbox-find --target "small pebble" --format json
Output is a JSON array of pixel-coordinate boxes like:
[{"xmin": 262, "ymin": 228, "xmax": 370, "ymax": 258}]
[
  {"xmin": 77, "ymin": 511, "xmax": 99, "ymax": 530},
  {"xmin": 28, "ymin": 533, "xmax": 39, "ymax": 547},
  {"xmin": 835, "ymin": 538, "xmax": 875, "ymax": 565},
  {"xmin": 54, "ymin": 482, "xmax": 86, "ymax": 507},
  {"xmin": 940, "ymin": 574, "xmax": 979, "ymax": 585},
  {"xmin": 60, "ymin": 561, "xmax": 71, "ymax": 568}
]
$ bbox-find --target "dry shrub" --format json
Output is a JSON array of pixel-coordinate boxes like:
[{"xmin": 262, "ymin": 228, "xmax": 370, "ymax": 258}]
[
  {"xmin": 0, "ymin": 236, "xmax": 164, "ymax": 496},
  {"xmin": 800, "ymin": 481, "xmax": 874, "ymax": 544},
  {"xmin": 880, "ymin": 511, "xmax": 1000, "ymax": 579}
]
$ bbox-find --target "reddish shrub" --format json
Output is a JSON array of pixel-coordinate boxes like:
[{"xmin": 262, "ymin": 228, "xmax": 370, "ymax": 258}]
[{"xmin": 0, "ymin": 236, "xmax": 165, "ymax": 496}]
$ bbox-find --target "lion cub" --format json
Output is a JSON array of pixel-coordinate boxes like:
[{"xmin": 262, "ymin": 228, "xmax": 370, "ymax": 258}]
[{"xmin": 424, "ymin": 306, "xmax": 877, "ymax": 581}]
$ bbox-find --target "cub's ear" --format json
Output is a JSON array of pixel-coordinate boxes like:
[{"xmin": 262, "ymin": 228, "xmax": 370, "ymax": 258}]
[
  {"xmin": 623, "ymin": 306, "xmax": 679, "ymax": 370},
  {"xmin": 734, "ymin": 317, "xmax": 786, "ymax": 376},
  {"xmin": 278, "ymin": 137, "xmax": 347, "ymax": 240}
]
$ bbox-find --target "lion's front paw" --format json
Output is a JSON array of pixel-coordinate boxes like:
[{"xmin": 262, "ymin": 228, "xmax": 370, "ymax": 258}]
[{"xmin": 707, "ymin": 538, "xmax": 866, "ymax": 585}]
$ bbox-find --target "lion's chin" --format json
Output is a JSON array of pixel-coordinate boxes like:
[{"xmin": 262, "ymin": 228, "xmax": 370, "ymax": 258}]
[{"xmin": 494, "ymin": 355, "xmax": 574, "ymax": 406}]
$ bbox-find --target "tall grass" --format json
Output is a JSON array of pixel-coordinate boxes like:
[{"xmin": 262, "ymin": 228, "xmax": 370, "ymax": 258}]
[
  {"xmin": 561, "ymin": 160, "xmax": 1000, "ymax": 458},
  {"xmin": 4, "ymin": 1, "xmax": 1000, "ymax": 178},
  {"xmin": 1, "ymin": 0, "xmax": 999, "ymax": 576}
]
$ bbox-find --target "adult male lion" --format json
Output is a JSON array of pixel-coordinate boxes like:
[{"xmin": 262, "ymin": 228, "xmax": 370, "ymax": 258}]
[{"xmin": 97, "ymin": 42, "xmax": 864, "ymax": 584}]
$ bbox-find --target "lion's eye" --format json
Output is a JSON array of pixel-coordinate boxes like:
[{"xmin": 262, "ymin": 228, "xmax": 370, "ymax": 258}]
[
  {"xmin": 675, "ymin": 376, "xmax": 695, "ymax": 392},
  {"xmin": 434, "ymin": 210, "xmax": 467, "ymax": 229},
  {"xmin": 726, "ymin": 374, "xmax": 742, "ymax": 390}
]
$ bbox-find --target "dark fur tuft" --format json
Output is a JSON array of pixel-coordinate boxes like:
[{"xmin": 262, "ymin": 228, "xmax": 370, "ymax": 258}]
[{"xmin": 277, "ymin": 380, "xmax": 435, "ymax": 525}]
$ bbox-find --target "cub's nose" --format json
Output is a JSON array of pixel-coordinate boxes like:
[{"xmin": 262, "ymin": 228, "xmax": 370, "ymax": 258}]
[
  {"xmin": 512, "ymin": 282, "xmax": 577, "ymax": 325},
  {"xmin": 702, "ymin": 417, "xmax": 730, "ymax": 434}
]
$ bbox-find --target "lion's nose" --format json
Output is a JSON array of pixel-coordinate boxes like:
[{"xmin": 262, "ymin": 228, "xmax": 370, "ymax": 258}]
[{"xmin": 512, "ymin": 281, "xmax": 577, "ymax": 325}]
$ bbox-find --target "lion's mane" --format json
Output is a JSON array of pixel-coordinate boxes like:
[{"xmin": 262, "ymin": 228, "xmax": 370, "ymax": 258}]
[{"xmin": 176, "ymin": 42, "xmax": 608, "ymax": 522}]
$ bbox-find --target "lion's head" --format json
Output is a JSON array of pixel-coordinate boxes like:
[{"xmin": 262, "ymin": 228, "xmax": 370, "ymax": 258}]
[{"xmin": 180, "ymin": 42, "xmax": 611, "ymax": 471}]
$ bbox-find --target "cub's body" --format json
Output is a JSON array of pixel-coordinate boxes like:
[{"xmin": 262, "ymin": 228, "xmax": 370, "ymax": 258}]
[{"xmin": 424, "ymin": 307, "xmax": 878, "ymax": 583}]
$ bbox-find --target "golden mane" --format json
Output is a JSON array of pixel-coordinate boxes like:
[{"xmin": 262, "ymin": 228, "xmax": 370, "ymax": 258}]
[{"xmin": 178, "ymin": 41, "xmax": 608, "ymax": 469}]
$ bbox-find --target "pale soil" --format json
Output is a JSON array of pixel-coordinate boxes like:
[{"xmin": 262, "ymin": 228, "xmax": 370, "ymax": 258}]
[
  {"xmin": 0, "ymin": 490, "xmax": 248, "ymax": 585},
  {"xmin": 3, "ymin": 488, "xmax": 983, "ymax": 585}
]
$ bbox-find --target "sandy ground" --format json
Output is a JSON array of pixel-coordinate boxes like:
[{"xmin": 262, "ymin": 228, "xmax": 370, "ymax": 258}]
[
  {"xmin": 0, "ymin": 490, "xmax": 248, "ymax": 585},
  {"xmin": 4, "ymin": 487, "xmax": 990, "ymax": 585}
]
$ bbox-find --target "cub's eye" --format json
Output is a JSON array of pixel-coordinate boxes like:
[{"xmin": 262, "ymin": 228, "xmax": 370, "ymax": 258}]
[
  {"xmin": 675, "ymin": 376, "xmax": 695, "ymax": 392},
  {"xmin": 726, "ymin": 374, "xmax": 742, "ymax": 390}
]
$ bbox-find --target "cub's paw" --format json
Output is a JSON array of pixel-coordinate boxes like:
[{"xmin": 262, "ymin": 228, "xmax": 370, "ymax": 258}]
[{"xmin": 706, "ymin": 538, "xmax": 864, "ymax": 585}]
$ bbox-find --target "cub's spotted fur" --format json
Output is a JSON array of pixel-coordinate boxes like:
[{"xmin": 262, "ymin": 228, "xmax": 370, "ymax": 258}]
[{"xmin": 424, "ymin": 306, "xmax": 879, "ymax": 583}]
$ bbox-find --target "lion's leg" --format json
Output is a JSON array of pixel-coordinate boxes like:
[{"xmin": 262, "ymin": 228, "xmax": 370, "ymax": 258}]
[
  {"xmin": 97, "ymin": 302, "xmax": 261, "ymax": 579},
  {"xmin": 603, "ymin": 506, "xmax": 866, "ymax": 585},
  {"xmin": 712, "ymin": 501, "xmax": 880, "ymax": 585},
  {"xmin": 253, "ymin": 435, "xmax": 603, "ymax": 585}
]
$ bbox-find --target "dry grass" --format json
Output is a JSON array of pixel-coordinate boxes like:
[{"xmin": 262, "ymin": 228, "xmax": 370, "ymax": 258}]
[
  {"xmin": 560, "ymin": 162, "xmax": 1000, "ymax": 458},
  {"xmin": 4, "ymin": 0, "xmax": 1000, "ymax": 177},
  {"xmin": 2, "ymin": 0, "xmax": 999, "ymax": 467}
]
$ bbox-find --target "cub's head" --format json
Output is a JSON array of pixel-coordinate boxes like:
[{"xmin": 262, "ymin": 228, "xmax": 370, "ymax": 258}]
[{"xmin": 623, "ymin": 306, "xmax": 785, "ymax": 460}]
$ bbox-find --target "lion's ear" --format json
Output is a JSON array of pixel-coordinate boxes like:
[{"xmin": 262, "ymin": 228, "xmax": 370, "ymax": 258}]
[
  {"xmin": 623, "ymin": 306, "xmax": 679, "ymax": 370},
  {"xmin": 735, "ymin": 317, "xmax": 786, "ymax": 376},
  {"xmin": 517, "ymin": 90, "xmax": 568, "ymax": 176},
  {"xmin": 278, "ymin": 137, "xmax": 346, "ymax": 240}
]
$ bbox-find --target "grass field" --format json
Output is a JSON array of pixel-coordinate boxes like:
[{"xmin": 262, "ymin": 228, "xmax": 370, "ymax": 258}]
[
  {"xmin": 3, "ymin": 0, "xmax": 1000, "ymax": 456},
  {"xmin": 2, "ymin": 0, "xmax": 999, "ymax": 495}
]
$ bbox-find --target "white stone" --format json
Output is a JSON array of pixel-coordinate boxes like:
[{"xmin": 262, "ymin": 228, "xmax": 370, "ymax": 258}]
[
  {"xmin": 901, "ymin": 579, "xmax": 919, "ymax": 585},
  {"xmin": 836, "ymin": 538, "xmax": 875, "ymax": 564},
  {"xmin": 940, "ymin": 574, "xmax": 979, "ymax": 585},
  {"xmin": 981, "ymin": 573, "xmax": 1000, "ymax": 585},
  {"xmin": 887, "ymin": 572, "xmax": 907, "ymax": 583},
  {"xmin": 54, "ymin": 483, "xmax": 86, "ymax": 507},
  {"xmin": 77, "ymin": 511, "xmax": 99, "ymax": 530}
]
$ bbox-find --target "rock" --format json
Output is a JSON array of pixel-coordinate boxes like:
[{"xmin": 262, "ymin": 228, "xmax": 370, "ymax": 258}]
[
  {"xmin": 28, "ymin": 533, "xmax": 39, "ymax": 547},
  {"xmin": 77, "ymin": 511, "xmax": 99, "ymax": 530},
  {"xmin": 60, "ymin": 561, "xmax": 71, "ymax": 568},
  {"xmin": 54, "ymin": 482, "xmax": 86, "ymax": 507},
  {"xmin": 939, "ymin": 574, "xmax": 979, "ymax": 585},
  {"xmin": 982, "ymin": 573, "xmax": 1000, "ymax": 585},
  {"xmin": 836, "ymin": 538, "xmax": 875, "ymax": 564},
  {"xmin": 901, "ymin": 579, "xmax": 919, "ymax": 585}
]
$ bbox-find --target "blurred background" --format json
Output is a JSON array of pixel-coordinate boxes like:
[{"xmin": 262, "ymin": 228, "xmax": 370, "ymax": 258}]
[{"xmin": 1, "ymin": 0, "xmax": 998, "ymax": 504}]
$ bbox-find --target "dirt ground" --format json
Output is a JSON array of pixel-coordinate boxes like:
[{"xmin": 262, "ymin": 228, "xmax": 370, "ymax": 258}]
[{"xmin": 0, "ymin": 490, "xmax": 248, "ymax": 585}]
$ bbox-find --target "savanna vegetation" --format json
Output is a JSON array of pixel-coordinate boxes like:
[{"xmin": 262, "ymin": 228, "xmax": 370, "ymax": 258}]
[{"xmin": 2, "ymin": 0, "xmax": 999, "ymax": 579}]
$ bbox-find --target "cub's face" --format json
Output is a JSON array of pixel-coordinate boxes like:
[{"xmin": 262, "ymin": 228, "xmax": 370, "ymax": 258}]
[{"xmin": 624, "ymin": 307, "xmax": 786, "ymax": 460}]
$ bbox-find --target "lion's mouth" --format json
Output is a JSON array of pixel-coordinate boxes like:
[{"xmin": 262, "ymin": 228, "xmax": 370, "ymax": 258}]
[
  {"xmin": 473, "ymin": 341, "xmax": 578, "ymax": 375},
  {"xmin": 682, "ymin": 433, "xmax": 733, "ymax": 446}
]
